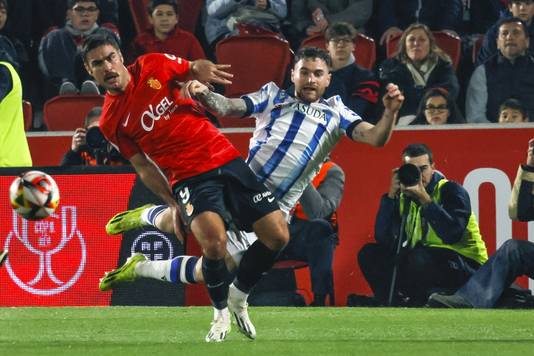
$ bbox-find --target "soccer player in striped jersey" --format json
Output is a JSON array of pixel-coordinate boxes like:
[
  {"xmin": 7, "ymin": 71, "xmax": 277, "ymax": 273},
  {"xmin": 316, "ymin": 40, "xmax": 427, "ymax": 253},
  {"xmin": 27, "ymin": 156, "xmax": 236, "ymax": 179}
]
[{"xmin": 100, "ymin": 46, "xmax": 404, "ymax": 334}]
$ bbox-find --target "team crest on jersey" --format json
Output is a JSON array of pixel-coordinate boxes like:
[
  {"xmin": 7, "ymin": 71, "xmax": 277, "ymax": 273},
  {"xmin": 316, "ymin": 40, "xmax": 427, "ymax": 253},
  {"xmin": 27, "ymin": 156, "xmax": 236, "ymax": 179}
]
[
  {"xmin": 147, "ymin": 77, "xmax": 162, "ymax": 90},
  {"xmin": 185, "ymin": 203, "xmax": 194, "ymax": 216}
]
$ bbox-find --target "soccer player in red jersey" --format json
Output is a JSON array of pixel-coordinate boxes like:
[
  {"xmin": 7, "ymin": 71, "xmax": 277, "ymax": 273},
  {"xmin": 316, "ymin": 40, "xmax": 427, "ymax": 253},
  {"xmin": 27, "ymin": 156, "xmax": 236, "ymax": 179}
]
[{"xmin": 81, "ymin": 34, "xmax": 289, "ymax": 342}]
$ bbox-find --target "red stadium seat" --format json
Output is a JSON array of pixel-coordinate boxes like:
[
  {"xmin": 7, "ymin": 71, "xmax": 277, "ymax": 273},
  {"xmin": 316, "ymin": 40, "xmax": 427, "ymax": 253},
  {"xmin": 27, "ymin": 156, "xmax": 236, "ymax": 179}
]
[
  {"xmin": 128, "ymin": 0, "xmax": 203, "ymax": 34},
  {"xmin": 43, "ymin": 95, "xmax": 104, "ymax": 131},
  {"xmin": 300, "ymin": 32, "xmax": 377, "ymax": 70},
  {"xmin": 217, "ymin": 116, "xmax": 256, "ymax": 128},
  {"xmin": 386, "ymin": 31, "xmax": 462, "ymax": 69},
  {"xmin": 22, "ymin": 100, "xmax": 32, "ymax": 131},
  {"xmin": 215, "ymin": 33, "xmax": 292, "ymax": 98}
]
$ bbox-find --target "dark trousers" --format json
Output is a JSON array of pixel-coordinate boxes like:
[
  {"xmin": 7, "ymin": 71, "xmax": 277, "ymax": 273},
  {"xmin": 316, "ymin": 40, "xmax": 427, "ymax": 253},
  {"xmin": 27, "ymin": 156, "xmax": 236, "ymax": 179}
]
[
  {"xmin": 457, "ymin": 239, "xmax": 534, "ymax": 308},
  {"xmin": 279, "ymin": 218, "xmax": 337, "ymax": 299},
  {"xmin": 358, "ymin": 243, "xmax": 480, "ymax": 306}
]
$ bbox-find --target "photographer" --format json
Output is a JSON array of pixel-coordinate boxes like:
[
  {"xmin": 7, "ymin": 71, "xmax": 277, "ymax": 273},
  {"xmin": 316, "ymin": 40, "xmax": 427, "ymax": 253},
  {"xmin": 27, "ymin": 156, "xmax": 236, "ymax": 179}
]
[
  {"xmin": 60, "ymin": 106, "xmax": 127, "ymax": 166},
  {"xmin": 358, "ymin": 143, "xmax": 488, "ymax": 306}
]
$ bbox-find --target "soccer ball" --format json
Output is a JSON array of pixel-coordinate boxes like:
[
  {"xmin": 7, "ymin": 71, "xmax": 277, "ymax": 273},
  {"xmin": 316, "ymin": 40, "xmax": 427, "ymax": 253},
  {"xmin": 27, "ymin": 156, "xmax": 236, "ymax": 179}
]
[{"xmin": 9, "ymin": 170, "xmax": 60, "ymax": 220}]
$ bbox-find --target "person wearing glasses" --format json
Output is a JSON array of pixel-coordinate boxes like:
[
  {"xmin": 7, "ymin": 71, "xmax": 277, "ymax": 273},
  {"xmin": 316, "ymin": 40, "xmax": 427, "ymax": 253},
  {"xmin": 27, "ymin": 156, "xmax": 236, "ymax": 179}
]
[
  {"xmin": 378, "ymin": 23, "xmax": 460, "ymax": 125},
  {"xmin": 410, "ymin": 87, "xmax": 465, "ymax": 125},
  {"xmin": 38, "ymin": 0, "xmax": 120, "ymax": 97},
  {"xmin": 323, "ymin": 22, "xmax": 380, "ymax": 123},
  {"xmin": 358, "ymin": 143, "xmax": 488, "ymax": 306}
]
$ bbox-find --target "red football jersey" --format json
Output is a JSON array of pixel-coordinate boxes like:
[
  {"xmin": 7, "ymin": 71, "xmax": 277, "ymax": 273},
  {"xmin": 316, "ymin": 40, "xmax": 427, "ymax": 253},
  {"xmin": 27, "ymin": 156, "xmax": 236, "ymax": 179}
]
[{"xmin": 100, "ymin": 53, "xmax": 240, "ymax": 186}]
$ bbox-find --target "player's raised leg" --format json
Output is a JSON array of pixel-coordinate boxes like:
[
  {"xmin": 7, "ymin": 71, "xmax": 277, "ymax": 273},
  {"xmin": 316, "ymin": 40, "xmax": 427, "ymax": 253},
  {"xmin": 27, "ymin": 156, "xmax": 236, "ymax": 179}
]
[{"xmin": 106, "ymin": 204, "xmax": 168, "ymax": 234}]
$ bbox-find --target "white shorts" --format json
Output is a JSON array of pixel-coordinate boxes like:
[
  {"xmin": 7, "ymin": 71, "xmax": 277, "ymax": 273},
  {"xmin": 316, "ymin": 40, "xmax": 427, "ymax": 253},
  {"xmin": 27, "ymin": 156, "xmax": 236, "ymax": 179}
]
[{"xmin": 226, "ymin": 230, "xmax": 258, "ymax": 266}]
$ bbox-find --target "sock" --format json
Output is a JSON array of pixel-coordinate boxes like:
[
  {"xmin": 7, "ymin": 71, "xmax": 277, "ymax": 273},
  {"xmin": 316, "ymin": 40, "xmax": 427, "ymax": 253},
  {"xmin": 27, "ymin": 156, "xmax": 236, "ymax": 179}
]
[
  {"xmin": 202, "ymin": 257, "xmax": 230, "ymax": 310},
  {"xmin": 234, "ymin": 240, "xmax": 279, "ymax": 294},
  {"xmin": 134, "ymin": 255, "xmax": 199, "ymax": 284},
  {"xmin": 170, "ymin": 256, "xmax": 199, "ymax": 284},
  {"xmin": 140, "ymin": 205, "xmax": 167, "ymax": 226}
]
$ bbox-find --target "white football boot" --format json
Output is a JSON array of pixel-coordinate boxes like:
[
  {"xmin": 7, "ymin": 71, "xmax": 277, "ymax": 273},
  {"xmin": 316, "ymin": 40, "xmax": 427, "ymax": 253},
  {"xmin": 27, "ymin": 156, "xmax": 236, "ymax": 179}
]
[
  {"xmin": 205, "ymin": 307, "xmax": 231, "ymax": 342},
  {"xmin": 228, "ymin": 283, "xmax": 256, "ymax": 339}
]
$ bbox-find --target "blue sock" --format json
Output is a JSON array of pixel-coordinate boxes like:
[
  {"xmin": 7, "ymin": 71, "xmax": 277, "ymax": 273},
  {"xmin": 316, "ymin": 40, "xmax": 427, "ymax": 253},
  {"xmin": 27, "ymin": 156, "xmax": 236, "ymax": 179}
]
[
  {"xmin": 142, "ymin": 205, "xmax": 168, "ymax": 226},
  {"xmin": 170, "ymin": 256, "xmax": 199, "ymax": 284}
]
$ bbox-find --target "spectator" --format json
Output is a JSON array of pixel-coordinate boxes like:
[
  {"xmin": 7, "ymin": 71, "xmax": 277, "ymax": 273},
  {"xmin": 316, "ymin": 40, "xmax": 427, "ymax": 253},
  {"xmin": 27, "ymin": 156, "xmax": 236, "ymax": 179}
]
[
  {"xmin": 0, "ymin": 55, "xmax": 31, "ymax": 167},
  {"xmin": 375, "ymin": 0, "xmax": 463, "ymax": 46},
  {"xmin": 279, "ymin": 159, "xmax": 345, "ymax": 306},
  {"xmin": 323, "ymin": 22, "xmax": 380, "ymax": 123},
  {"xmin": 411, "ymin": 87, "xmax": 465, "ymax": 125},
  {"xmin": 204, "ymin": 0, "xmax": 287, "ymax": 54},
  {"xmin": 288, "ymin": 0, "xmax": 372, "ymax": 49},
  {"xmin": 477, "ymin": 0, "xmax": 534, "ymax": 65},
  {"xmin": 466, "ymin": 0, "xmax": 508, "ymax": 35},
  {"xmin": 0, "ymin": 0, "xmax": 26, "ymax": 71},
  {"xmin": 38, "ymin": 0, "xmax": 120, "ymax": 97},
  {"xmin": 358, "ymin": 143, "xmax": 488, "ymax": 306},
  {"xmin": 378, "ymin": 23, "xmax": 460, "ymax": 123},
  {"xmin": 428, "ymin": 138, "xmax": 534, "ymax": 309},
  {"xmin": 466, "ymin": 18, "xmax": 534, "ymax": 123},
  {"xmin": 127, "ymin": 0, "xmax": 205, "ymax": 64},
  {"xmin": 498, "ymin": 98, "xmax": 530, "ymax": 123},
  {"xmin": 60, "ymin": 106, "xmax": 127, "ymax": 166}
]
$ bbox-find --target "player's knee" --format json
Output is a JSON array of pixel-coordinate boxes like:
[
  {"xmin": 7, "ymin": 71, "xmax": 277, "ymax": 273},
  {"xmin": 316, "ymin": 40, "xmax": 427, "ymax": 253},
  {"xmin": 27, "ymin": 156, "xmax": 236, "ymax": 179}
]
[{"xmin": 202, "ymin": 234, "xmax": 227, "ymax": 259}]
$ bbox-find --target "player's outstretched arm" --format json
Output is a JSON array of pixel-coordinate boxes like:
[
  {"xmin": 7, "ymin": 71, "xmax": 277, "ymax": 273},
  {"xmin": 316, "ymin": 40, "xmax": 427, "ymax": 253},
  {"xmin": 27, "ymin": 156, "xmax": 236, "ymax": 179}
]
[
  {"xmin": 129, "ymin": 153, "xmax": 184, "ymax": 242},
  {"xmin": 351, "ymin": 83, "xmax": 404, "ymax": 147},
  {"xmin": 185, "ymin": 80, "xmax": 248, "ymax": 117},
  {"xmin": 189, "ymin": 59, "xmax": 233, "ymax": 85}
]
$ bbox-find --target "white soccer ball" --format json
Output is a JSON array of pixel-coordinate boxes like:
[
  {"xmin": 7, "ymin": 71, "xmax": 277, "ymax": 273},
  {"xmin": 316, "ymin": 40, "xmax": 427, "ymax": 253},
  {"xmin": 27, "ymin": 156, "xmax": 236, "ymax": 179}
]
[{"xmin": 9, "ymin": 170, "xmax": 60, "ymax": 220}]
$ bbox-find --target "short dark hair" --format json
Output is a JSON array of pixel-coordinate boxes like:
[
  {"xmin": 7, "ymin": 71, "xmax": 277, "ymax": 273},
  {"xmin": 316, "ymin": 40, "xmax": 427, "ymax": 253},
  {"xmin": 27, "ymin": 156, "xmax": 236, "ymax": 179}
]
[
  {"xmin": 499, "ymin": 98, "xmax": 528, "ymax": 117},
  {"xmin": 147, "ymin": 0, "xmax": 179, "ymax": 14},
  {"xmin": 68, "ymin": 0, "xmax": 100, "ymax": 9},
  {"xmin": 496, "ymin": 17, "xmax": 529, "ymax": 38},
  {"xmin": 81, "ymin": 33, "xmax": 120, "ymax": 63},
  {"xmin": 84, "ymin": 106, "xmax": 102, "ymax": 127},
  {"xmin": 325, "ymin": 22, "xmax": 357, "ymax": 42},
  {"xmin": 412, "ymin": 87, "xmax": 466, "ymax": 125},
  {"xmin": 402, "ymin": 143, "xmax": 433, "ymax": 164},
  {"xmin": 294, "ymin": 47, "xmax": 332, "ymax": 68},
  {"xmin": 509, "ymin": 0, "xmax": 534, "ymax": 5},
  {"xmin": 0, "ymin": 0, "xmax": 8, "ymax": 11}
]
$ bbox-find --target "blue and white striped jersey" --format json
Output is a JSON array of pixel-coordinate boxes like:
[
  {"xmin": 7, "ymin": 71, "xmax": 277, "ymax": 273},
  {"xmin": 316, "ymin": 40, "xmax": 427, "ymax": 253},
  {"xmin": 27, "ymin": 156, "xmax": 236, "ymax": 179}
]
[{"xmin": 242, "ymin": 82, "xmax": 362, "ymax": 213}]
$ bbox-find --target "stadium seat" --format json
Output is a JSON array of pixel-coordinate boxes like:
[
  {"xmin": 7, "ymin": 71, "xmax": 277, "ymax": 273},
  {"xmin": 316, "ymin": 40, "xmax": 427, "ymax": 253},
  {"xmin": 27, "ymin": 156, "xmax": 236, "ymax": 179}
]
[
  {"xmin": 386, "ymin": 31, "xmax": 462, "ymax": 69},
  {"xmin": 215, "ymin": 33, "xmax": 292, "ymax": 98},
  {"xmin": 43, "ymin": 95, "xmax": 104, "ymax": 131},
  {"xmin": 300, "ymin": 32, "xmax": 377, "ymax": 70},
  {"xmin": 217, "ymin": 116, "xmax": 256, "ymax": 128},
  {"xmin": 128, "ymin": 0, "xmax": 203, "ymax": 35},
  {"xmin": 22, "ymin": 100, "xmax": 32, "ymax": 131}
]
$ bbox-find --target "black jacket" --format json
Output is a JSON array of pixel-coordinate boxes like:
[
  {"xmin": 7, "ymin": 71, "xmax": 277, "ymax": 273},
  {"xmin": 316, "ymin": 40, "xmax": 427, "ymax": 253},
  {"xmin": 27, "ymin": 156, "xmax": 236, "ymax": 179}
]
[
  {"xmin": 484, "ymin": 53, "xmax": 534, "ymax": 122},
  {"xmin": 378, "ymin": 57, "xmax": 460, "ymax": 118}
]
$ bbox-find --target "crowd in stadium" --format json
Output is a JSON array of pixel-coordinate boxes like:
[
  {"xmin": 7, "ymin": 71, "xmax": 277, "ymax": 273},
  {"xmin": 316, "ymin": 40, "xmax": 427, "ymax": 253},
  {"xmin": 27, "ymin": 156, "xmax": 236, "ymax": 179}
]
[{"xmin": 0, "ymin": 0, "xmax": 533, "ymax": 132}]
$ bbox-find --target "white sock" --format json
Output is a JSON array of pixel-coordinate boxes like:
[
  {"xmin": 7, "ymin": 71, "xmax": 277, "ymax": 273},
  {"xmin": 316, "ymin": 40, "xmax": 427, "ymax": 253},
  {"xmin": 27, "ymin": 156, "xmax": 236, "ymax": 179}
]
[{"xmin": 134, "ymin": 259, "xmax": 173, "ymax": 281}]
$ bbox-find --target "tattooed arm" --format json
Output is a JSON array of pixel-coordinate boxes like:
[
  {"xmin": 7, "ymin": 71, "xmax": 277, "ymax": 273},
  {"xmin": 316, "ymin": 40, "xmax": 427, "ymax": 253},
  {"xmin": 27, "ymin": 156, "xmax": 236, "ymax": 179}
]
[{"xmin": 184, "ymin": 80, "xmax": 248, "ymax": 117}]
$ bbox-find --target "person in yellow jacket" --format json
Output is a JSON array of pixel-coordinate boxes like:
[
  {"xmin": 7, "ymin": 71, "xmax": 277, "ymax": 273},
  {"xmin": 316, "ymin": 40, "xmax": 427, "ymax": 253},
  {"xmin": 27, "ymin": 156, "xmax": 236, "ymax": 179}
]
[
  {"xmin": 0, "ymin": 59, "xmax": 31, "ymax": 167},
  {"xmin": 358, "ymin": 143, "xmax": 488, "ymax": 306}
]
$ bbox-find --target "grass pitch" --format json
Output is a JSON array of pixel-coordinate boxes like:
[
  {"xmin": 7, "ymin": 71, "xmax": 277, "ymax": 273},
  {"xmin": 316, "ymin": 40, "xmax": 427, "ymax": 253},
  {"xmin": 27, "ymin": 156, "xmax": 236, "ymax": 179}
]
[{"xmin": 1, "ymin": 307, "xmax": 534, "ymax": 355}]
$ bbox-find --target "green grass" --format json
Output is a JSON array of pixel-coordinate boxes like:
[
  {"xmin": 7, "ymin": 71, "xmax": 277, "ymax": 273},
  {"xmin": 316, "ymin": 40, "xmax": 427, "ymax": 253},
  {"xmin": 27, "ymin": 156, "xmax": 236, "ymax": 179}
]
[{"xmin": 1, "ymin": 307, "xmax": 534, "ymax": 355}]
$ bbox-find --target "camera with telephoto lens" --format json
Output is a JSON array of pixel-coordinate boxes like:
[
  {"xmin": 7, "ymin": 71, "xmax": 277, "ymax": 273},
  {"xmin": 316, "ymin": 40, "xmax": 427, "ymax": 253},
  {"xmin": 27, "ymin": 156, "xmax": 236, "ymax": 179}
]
[
  {"xmin": 397, "ymin": 163, "xmax": 421, "ymax": 186},
  {"xmin": 85, "ymin": 126, "xmax": 123, "ymax": 164}
]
